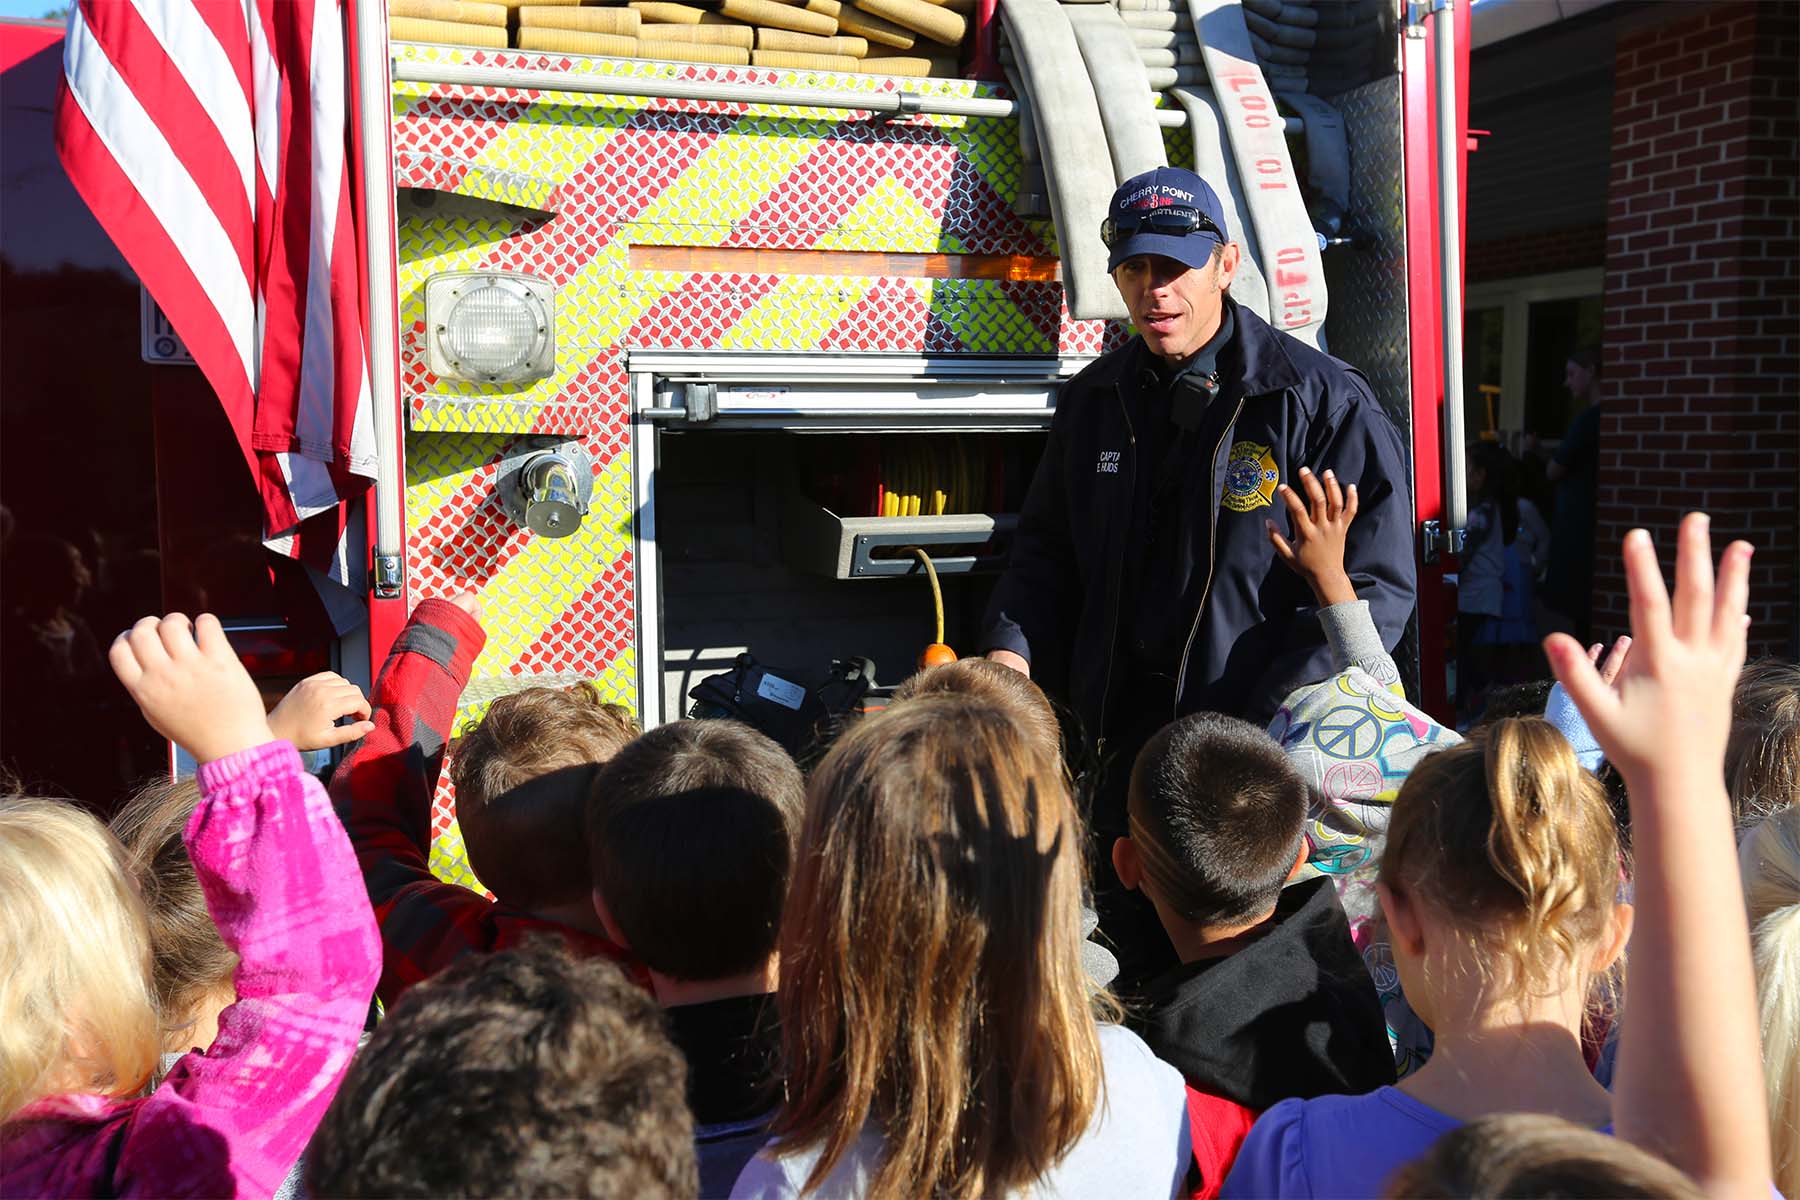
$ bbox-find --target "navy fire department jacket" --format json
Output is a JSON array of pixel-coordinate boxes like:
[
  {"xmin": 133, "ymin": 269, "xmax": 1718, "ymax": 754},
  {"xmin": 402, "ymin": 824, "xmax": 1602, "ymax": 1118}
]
[{"xmin": 981, "ymin": 298, "xmax": 1416, "ymax": 734}]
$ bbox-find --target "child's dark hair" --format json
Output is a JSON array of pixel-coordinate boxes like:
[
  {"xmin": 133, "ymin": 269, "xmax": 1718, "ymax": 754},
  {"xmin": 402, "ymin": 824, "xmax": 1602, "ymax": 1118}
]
[
  {"xmin": 1127, "ymin": 712, "xmax": 1309, "ymax": 927},
  {"xmin": 1383, "ymin": 1112, "xmax": 1701, "ymax": 1200},
  {"xmin": 1469, "ymin": 441, "xmax": 1520, "ymax": 545},
  {"xmin": 305, "ymin": 940, "xmax": 695, "ymax": 1198},
  {"xmin": 449, "ymin": 684, "xmax": 640, "ymax": 911},
  {"xmin": 1475, "ymin": 680, "xmax": 1555, "ymax": 726},
  {"xmin": 1380, "ymin": 717, "xmax": 1620, "ymax": 1006},
  {"xmin": 588, "ymin": 720, "xmax": 804, "ymax": 981}
]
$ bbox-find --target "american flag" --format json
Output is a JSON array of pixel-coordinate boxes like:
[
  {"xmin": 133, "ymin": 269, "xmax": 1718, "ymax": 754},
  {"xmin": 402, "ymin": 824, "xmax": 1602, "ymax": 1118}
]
[{"xmin": 56, "ymin": 0, "xmax": 378, "ymax": 629}]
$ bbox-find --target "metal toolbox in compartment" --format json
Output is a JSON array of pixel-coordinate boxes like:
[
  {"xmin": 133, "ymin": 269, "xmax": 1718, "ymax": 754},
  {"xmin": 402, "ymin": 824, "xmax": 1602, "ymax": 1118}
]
[{"xmin": 782, "ymin": 492, "xmax": 1018, "ymax": 580}]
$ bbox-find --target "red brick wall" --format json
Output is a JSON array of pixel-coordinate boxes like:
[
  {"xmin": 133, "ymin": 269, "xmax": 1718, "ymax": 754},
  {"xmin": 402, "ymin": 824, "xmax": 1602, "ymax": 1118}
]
[
  {"xmin": 1595, "ymin": 0, "xmax": 1798, "ymax": 654},
  {"xmin": 1468, "ymin": 223, "xmax": 1605, "ymax": 285}
]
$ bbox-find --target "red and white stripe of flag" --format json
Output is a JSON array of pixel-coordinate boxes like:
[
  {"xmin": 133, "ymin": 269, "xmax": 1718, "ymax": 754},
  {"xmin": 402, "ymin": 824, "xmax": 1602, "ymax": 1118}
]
[{"xmin": 56, "ymin": 0, "xmax": 378, "ymax": 629}]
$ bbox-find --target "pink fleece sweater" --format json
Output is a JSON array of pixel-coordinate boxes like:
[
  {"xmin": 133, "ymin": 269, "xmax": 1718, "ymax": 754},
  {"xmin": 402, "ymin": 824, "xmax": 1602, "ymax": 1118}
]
[{"xmin": 1, "ymin": 742, "xmax": 381, "ymax": 1198}]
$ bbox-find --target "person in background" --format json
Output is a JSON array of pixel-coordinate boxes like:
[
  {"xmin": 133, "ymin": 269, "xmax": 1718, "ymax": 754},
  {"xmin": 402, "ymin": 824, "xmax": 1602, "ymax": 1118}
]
[
  {"xmin": 1541, "ymin": 347, "xmax": 1603, "ymax": 641},
  {"xmin": 1459, "ymin": 443, "xmax": 1551, "ymax": 719}
]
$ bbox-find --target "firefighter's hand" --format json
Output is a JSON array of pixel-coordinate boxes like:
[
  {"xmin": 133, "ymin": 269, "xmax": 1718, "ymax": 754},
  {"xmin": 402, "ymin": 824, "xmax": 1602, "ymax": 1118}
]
[
  {"xmin": 986, "ymin": 649, "xmax": 1031, "ymax": 678},
  {"xmin": 1267, "ymin": 467, "xmax": 1359, "ymax": 608},
  {"xmin": 268, "ymin": 671, "xmax": 375, "ymax": 751},
  {"xmin": 110, "ymin": 614, "xmax": 274, "ymax": 765}
]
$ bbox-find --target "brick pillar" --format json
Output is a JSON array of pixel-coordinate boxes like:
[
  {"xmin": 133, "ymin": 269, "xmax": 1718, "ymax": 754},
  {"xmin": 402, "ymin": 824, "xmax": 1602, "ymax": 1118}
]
[{"xmin": 1597, "ymin": 1, "xmax": 1798, "ymax": 654}]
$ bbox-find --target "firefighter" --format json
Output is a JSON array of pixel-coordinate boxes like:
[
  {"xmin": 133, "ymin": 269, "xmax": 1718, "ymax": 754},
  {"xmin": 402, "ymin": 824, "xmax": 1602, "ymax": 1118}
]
[{"xmin": 980, "ymin": 167, "xmax": 1415, "ymax": 989}]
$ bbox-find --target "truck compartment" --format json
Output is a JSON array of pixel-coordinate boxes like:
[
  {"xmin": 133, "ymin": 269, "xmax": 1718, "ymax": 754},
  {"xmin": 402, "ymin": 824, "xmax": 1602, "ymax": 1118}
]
[{"xmin": 653, "ymin": 429, "xmax": 1046, "ymax": 718}]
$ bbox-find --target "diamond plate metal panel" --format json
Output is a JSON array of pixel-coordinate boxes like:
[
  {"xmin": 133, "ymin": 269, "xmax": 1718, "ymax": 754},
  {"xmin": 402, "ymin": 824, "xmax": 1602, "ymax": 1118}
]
[
  {"xmin": 1322, "ymin": 76, "xmax": 1411, "ymax": 431},
  {"xmin": 1320, "ymin": 75, "xmax": 1419, "ymax": 699}
]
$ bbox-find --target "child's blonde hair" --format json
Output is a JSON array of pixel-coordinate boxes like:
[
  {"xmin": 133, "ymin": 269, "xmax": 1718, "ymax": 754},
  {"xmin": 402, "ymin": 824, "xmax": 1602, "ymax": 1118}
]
[
  {"xmin": 109, "ymin": 779, "xmax": 238, "ymax": 1049},
  {"xmin": 1379, "ymin": 717, "xmax": 1620, "ymax": 1009},
  {"xmin": 0, "ymin": 798, "xmax": 160, "ymax": 1122},
  {"xmin": 1728, "ymin": 658, "xmax": 1800, "ymax": 829},
  {"xmin": 1739, "ymin": 808, "xmax": 1800, "ymax": 1200}
]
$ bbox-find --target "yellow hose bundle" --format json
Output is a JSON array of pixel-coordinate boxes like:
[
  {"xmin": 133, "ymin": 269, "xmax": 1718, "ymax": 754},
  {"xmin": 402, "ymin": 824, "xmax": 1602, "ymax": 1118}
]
[
  {"xmin": 751, "ymin": 48, "xmax": 860, "ymax": 69},
  {"xmin": 516, "ymin": 4, "xmax": 640, "ymax": 34},
  {"xmin": 497, "ymin": 0, "xmax": 579, "ymax": 6},
  {"xmin": 646, "ymin": 21, "xmax": 756, "ymax": 47},
  {"xmin": 756, "ymin": 28, "xmax": 868, "ymax": 55},
  {"xmin": 638, "ymin": 36, "xmax": 754, "ymax": 62},
  {"xmin": 720, "ymin": 0, "xmax": 837, "ymax": 35},
  {"xmin": 515, "ymin": 27, "xmax": 637, "ymax": 53},
  {"xmin": 856, "ymin": 54, "xmax": 955, "ymax": 76},
  {"xmin": 852, "ymin": 0, "xmax": 964, "ymax": 44},
  {"xmin": 795, "ymin": 0, "xmax": 843, "ymax": 16},
  {"xmin": 834, "ymin": 5, "xmax": 914, "ymax": 47},
  {"xmin": 629, "ymin": 1, "xmax": 707, "ymax": 23},
  {"xmin": 875, "ymin": 438, "xmax": 984, "ymax": 518},
  {"xmin": 391, "ymin": 0, "xmax": 508, "ymax": 26},
  {"xmin": 391, "ymin": 16, "xmax": 508, "ymax": 45}
]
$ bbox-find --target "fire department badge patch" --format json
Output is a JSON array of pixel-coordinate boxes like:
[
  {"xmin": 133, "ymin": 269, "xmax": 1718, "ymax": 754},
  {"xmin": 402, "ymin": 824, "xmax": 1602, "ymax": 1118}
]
[{"xmin": 1224, "ymin": 441, "xmax": 1280, "ymax": 512}]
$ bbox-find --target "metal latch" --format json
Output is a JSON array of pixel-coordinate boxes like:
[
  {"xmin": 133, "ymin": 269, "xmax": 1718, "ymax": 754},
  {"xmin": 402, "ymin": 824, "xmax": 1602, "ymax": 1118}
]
[
  {"xmin": 1420, "ymin": 519, "xmax": 1467, "ymax": 565},
  {"xmin": 373, "ymin": 553, "xmax": 404, "ymax": 599},
  {"xmin": 639, "ymin": 381, "xmax": 716, "ymax": 423}
]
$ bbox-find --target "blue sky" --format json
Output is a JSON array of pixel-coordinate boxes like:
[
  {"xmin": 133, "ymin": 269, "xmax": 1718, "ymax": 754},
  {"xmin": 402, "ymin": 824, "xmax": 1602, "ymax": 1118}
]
[{"xmin": 0, "ymin": 0, "xmax": 66, "ymax": 20}]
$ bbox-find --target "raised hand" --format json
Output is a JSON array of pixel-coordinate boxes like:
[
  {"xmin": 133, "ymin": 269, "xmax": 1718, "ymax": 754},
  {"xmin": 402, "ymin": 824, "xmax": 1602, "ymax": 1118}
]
[
  {"xmin": 268, "ymin": 672, "xmax": 375, "ymax": 751},
  {"xmin": 1546, "ymin": 514, "xmax": 1769, "ymax": 1199},
  {"xmin": 448, "ymin": 589, "xmax": 483, "ymax": 625},
  {"xmin": 1266, "ymin": 467, "xmax": 1359, "ymax": 607},
  {"xmin": 109, "ymin": 613, "xmax": 274, "ymax": 765},
  {"xmin": 1544, "ymin": 514, "xmax": 1750, "ymax": 786}
]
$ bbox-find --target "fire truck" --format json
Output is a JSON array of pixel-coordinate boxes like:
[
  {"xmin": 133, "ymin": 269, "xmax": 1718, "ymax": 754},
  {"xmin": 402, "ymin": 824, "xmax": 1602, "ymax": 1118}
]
[{"xmin": 2, "ymin": 0, "xmax": 1472, "ymax": 887}]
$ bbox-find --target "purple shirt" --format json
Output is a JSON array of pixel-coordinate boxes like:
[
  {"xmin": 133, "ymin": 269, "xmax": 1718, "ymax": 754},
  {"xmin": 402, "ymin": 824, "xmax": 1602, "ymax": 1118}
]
[{"xmin": 1221, "ymin": 1088, "xmax": 1470, "ymax": 1199}]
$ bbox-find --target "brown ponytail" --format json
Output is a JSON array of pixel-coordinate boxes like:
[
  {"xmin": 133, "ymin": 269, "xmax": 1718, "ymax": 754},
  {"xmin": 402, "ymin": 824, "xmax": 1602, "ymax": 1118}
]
[{"xmin": 1381, "ymin": 717, "xmax": 1620, "ymax": 1006}]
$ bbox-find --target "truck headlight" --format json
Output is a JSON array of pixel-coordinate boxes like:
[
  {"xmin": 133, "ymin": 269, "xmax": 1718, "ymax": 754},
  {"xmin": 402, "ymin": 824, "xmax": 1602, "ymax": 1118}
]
[{"xmin": 425, "ymin": 271, "xmax": 555, "ymax": 384}]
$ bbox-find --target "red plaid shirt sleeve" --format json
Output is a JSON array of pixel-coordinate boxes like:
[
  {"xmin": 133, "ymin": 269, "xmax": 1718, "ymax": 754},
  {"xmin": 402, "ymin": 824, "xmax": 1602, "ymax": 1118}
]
[
  {"xmin": 331, "ymin": 600, "xmax": 642, "ymax": 1005},
  {"xmin": 331, "ymin": 598, "xmax": 491, "ymax": 1006}
]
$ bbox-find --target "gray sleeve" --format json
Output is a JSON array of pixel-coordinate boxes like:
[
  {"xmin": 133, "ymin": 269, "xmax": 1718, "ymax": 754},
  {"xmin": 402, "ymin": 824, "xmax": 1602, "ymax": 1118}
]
[{"xmin": 1317, "ymin": 600, "xmax": 1400, "ymax": 687}]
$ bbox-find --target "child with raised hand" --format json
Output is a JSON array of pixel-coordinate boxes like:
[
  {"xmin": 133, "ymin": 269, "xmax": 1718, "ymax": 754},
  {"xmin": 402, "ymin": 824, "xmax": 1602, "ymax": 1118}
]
[
  {"xmin": 1, "ymin": 613, "xmax": 380, "ymax": 1198},
  {"xmin": 109, "ymin": 674, "xmax": 371, "ymax": 1068},
  {"xmin": 1543, "ymin": 516, "xmax": 1770, "ymax": 1198},
  {"xmin": 331, "ymin": 590, "xmax": 642, "ymax": 1006},
  {"xmin": 1222, "ymin": 517, "xmax": 1774, "ymax": 1200},
  {"xmin": 1262, "ymin": 469, "xmax": 1461, "ymax": 1074}
]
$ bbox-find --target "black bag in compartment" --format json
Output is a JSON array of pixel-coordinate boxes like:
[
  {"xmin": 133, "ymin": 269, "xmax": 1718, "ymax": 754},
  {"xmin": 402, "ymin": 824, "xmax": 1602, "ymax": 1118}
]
[{"xmin": 687, "ymin": 652, "xmax": 876, "ymax": 762}]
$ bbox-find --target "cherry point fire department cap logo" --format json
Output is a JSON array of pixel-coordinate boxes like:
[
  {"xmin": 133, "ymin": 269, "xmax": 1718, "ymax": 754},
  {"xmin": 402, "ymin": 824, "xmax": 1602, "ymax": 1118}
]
[{"xmin": 1104, "ymin": 166, "xmax": 1231, "ymax": 273}]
